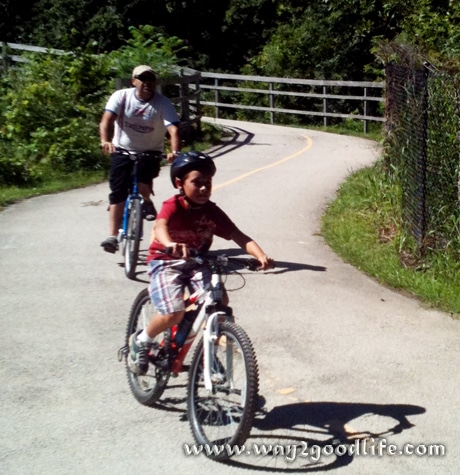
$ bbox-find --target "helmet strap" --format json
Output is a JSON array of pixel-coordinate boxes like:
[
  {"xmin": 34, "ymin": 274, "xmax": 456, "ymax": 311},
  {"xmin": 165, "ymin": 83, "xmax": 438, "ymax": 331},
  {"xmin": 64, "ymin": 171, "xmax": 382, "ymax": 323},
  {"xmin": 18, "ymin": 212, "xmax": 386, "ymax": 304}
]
[{"xmin": 179, "ymin": 187, "xmax": 204, "ymax": 208}]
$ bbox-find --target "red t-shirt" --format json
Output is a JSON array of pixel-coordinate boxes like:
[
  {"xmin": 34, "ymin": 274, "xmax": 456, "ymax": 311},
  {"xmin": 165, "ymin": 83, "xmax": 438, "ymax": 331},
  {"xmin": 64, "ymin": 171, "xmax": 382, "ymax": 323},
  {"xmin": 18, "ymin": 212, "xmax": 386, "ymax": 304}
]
[{"xmin": 148, "ymin": 195, "xmax": 238, "ymax": 262}]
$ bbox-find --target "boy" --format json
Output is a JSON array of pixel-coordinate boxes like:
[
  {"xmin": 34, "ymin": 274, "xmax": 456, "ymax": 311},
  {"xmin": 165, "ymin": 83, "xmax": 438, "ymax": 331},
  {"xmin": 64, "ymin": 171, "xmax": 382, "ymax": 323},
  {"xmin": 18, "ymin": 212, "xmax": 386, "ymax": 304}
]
[{"xmin": 128, "ymin": 151, "xmax": 274, "ymax": 375}]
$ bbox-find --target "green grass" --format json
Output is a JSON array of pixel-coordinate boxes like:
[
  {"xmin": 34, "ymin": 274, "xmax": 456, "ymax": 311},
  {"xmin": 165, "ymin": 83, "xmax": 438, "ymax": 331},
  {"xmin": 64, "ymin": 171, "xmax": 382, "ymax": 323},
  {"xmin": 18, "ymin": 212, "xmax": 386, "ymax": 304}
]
[
  {"xmin": 322, "ymin": 163, "xmax": 460, "ymax": 317},
  {"xmin": 0, "ymin": 169, "xmax": 108, "ymax": 210}
]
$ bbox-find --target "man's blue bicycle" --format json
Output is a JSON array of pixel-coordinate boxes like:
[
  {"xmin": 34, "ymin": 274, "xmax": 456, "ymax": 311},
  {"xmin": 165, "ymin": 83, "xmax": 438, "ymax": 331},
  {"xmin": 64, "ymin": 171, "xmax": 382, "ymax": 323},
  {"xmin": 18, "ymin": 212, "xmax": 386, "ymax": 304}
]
[{"xmin": 117, "ymin": 150, "xmax": 161, "ymax": 279}]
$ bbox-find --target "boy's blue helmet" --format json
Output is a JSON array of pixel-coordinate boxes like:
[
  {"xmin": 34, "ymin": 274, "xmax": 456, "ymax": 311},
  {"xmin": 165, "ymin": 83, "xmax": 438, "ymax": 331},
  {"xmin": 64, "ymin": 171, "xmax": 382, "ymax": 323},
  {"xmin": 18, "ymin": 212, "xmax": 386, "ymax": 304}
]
[{"xmin": 170, "ymin": 151, "xmax": 216, "ymax": 188}]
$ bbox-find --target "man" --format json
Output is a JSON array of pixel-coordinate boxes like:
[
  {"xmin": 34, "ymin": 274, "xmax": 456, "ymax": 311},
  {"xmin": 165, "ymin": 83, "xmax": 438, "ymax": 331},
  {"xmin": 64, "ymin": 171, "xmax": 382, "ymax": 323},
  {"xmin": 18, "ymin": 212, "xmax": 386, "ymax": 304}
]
[{"xmin": 99, "ymin": 65, "xmax": 181, "ymax": 253}]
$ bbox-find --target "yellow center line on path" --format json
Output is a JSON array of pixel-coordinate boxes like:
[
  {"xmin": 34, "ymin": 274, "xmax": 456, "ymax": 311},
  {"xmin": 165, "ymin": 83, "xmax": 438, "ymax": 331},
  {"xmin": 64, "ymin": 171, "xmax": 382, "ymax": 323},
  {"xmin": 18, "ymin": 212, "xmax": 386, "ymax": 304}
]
[{"xmin": 213, "ymin": 135, "xmax": 313, "ymax": 191}]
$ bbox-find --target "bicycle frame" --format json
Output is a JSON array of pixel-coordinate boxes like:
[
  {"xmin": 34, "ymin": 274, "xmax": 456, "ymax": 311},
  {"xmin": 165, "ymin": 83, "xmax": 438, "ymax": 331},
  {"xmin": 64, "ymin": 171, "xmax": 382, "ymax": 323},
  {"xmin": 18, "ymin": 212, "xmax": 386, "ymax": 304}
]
[
  {"xmin": 119, "ymin": 158, "xmax": 144, "ymax": 242},
  {"xmin": 169, "ymin": 256, "xmax": 235, "ymax": 391}
]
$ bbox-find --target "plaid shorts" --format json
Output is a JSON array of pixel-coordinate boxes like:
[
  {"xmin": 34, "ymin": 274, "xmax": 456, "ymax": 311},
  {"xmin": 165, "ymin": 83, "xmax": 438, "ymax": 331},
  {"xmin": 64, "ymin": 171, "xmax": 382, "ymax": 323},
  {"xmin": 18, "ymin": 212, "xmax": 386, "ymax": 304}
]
[{"xmin": 148, "ymin": 259, "xmax": 211, "ymax": 315}]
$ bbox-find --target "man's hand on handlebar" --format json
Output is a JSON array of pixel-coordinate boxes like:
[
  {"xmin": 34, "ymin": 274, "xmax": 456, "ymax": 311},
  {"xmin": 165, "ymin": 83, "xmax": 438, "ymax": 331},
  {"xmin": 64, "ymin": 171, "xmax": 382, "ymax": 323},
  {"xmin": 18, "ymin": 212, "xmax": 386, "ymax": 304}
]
[
  {"xmin": 166, "ymin": 151, "xmax": 180, "ymax": 162},
  {"xmin": 100, "ymin": 141, "xmax": 115, "ymax": 155}
]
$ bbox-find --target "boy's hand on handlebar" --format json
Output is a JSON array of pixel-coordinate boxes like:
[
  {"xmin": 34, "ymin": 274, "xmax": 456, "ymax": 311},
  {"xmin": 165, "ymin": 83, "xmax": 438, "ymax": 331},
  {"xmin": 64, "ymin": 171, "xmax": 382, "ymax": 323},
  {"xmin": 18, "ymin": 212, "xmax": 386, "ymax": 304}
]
[
  {"xmin": 257, "ymin": 255, "xmax": 275, "ymax": 271},
  {"xmin": 166, "ymin": 242, "xmax": 190, "ymax": 259}
]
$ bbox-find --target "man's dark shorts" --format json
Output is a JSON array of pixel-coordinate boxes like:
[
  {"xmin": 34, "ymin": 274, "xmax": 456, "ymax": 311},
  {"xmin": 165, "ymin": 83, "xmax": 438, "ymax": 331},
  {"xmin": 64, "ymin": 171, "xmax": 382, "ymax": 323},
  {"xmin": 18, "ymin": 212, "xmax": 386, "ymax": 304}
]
[{"xmin": 109, "ymin": 151, "xmax": 162, "ymax": 204}]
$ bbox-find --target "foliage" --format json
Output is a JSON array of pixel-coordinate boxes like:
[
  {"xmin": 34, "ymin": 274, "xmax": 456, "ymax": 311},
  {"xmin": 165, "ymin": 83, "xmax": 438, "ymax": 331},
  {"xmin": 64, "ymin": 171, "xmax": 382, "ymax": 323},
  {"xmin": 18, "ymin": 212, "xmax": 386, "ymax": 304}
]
[
  {"xmin": 322, "ymin": 158, "xmax": 460, "ymax": 315},
  {"xmin": 107, "ymin": 25, "xmax": 187, "ymax": 78},
  {"xmin": 0, "ymin": 49, "xmax": 111, "ymax": 185},
  {"xmin": 424, "ymin": 72, "xmax": 460, "ymax": 245},
  {"xmin": 5, "ymin": 0, "xmax": 460, "ymax": 80},
  {"xmin": 28, "ymin": 0, "xmax": 123, "ymax": 52},
  {"xmin": 244, "ymin": 0, "xmax": 408, "ymax": 80},
  {"xmin": 399, "ymin": 0, "xmax": 460, "ymax": 64},
  {"xmin": 0, "ymin": 24, "xmax": 188, "ymax": 186},
  {"xmin": 0, "ymin": 121, "xmax": 221, "ymax": 209}
]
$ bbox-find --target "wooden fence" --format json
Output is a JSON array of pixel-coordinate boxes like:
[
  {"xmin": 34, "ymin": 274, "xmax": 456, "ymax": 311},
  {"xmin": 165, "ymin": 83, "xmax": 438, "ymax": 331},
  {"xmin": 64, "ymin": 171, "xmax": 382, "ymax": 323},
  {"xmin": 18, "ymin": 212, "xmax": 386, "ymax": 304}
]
[
  {"xmin": 1, "ymin": 43, "xmax": 202, "ymax": 142},
  {"xmin": 2, "ymin": 41, "xmax": 66, "ymax": 69},
  {"xmin": 200, "ymin": 72, "xmax": 384, "ymax": 133},
  {"xmin": 2, "ymin": 42, "xmax": 385, "ymax": 134}
]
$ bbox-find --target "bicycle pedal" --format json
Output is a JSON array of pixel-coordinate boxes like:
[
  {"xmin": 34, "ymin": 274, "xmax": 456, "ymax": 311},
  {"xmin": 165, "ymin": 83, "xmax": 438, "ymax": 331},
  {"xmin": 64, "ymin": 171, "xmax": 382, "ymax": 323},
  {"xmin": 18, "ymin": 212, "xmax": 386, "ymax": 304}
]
[
  {"xmin": 153, "ymin": 358, "xmax": 169, "ymax": 370},
  {"xmin": 117, "ymin": 345, "xmax": 128, "ymax": 362}
]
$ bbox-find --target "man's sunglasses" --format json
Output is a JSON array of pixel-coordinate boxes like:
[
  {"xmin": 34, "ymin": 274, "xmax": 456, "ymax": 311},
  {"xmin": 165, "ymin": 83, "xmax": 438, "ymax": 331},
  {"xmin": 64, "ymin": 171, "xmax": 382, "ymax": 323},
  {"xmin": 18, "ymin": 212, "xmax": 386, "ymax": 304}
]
[{"xmin": 135, "ymin": 75, "xmax": 156, "ymax": 82}]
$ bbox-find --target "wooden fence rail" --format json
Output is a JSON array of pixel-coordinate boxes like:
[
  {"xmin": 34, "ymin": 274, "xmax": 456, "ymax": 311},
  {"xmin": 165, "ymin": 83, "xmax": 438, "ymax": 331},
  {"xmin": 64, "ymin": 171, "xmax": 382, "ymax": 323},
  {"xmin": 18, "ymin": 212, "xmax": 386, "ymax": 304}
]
[
  {"xmin": 2, "ymin": 42, "xmax": 385, "ymax": 134},
  {"xmin": 199, "ymin": 72, "xmax": 384, "ymax": 133}
]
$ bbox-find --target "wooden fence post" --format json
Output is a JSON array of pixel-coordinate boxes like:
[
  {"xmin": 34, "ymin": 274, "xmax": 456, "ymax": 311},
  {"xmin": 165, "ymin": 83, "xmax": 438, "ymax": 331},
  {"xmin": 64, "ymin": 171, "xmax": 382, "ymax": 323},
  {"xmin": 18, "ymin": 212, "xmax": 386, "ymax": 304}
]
[
  {"xmin": 323, "ymin": 86, "xmax": 328, "ymax": 127},
  {"xmin": 364, "ymin": 87, "xmax": 369, "ymax": 134},
  {"xmin": 269, "ymin": 82, "xmax": 274, "ymax": 124},
  {"xmin": 214, "ymin": 78, "xmax": 219, "ymax": 119},
  {"xmin": 2, "ymin": 42, "xmax": 8, "ymax": 73}
]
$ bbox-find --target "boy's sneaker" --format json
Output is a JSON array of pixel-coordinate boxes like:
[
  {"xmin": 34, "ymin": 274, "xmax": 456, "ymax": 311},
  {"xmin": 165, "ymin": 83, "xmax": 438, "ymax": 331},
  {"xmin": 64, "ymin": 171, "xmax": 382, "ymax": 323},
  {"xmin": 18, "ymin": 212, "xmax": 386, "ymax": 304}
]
[
  {"xmin": 142, "ymin": 201, "xmax": 157, "ymax": 221},
  {"xmin": 128, "ymin": 330, "xmax": 150, "ymax": 375},
  {"xmin": 100, "ymin": 236, "xmax": 118, "ymax": 253}
]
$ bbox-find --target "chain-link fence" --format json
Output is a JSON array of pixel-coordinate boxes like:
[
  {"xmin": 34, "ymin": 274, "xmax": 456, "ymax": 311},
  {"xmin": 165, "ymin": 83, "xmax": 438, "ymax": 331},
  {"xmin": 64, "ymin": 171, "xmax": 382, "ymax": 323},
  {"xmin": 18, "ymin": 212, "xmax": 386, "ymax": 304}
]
[{"xmin": 385, "ymin": 63, "xmax": 460, "ymax": 250}]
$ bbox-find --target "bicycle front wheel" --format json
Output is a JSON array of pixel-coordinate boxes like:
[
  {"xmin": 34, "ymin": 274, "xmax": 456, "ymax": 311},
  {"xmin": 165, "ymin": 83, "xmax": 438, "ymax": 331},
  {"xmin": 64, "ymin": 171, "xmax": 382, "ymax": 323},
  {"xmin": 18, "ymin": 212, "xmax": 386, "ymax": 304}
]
[
  {"xmin": 124, "ymin": 198, "xmax": 142, "ymax": 279},
  {"xmin": 125, "ymin": 288, "xmax": 171, "ymax": 406},
  {"xmin": 187, "ymin": 321, "xmax": 259, "ymax": 460}
]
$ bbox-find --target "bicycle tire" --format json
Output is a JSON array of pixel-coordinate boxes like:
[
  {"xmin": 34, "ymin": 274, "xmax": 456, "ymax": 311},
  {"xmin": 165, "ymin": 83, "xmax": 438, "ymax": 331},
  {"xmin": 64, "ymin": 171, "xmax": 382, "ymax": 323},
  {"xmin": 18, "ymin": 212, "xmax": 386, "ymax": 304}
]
[
  {"xmin": 187, "ymin": 321, "xmax": 259, "ymax": 460},
  {"xmin": 125, "ymin": 288, "xmax": 171, "ymax": 406},
  {"xmin": 124, "ymin": 198, "xmax": 142, "ymax": 279}
]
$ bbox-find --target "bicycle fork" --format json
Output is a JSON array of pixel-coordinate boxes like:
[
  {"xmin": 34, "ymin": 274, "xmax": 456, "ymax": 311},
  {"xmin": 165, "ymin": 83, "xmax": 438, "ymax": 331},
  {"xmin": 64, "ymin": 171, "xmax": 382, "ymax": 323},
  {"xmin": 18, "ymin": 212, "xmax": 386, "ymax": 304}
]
[
  {"xmin": 203, "ymin": 311, "xmax": 234, "ymax": 391},
  {"xmin": 118, "ymin": 194, "xmax": 144, "ymax": 241}
]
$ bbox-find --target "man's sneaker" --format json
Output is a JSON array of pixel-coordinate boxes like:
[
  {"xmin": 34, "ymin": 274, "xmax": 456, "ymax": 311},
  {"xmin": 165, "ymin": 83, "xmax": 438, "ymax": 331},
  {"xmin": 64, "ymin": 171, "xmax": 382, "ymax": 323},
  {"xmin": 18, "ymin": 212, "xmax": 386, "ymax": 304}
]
[
  {"xmin": 142, "ymin": 201, "xmax": 157, "ymax": 221},
  {"xmin": 100, "ymin": 236, "xmax": 118, "ymax": 253},
  {"xmin": 128, "ymin": 330, "xmax": 151, "ymax": 375}
]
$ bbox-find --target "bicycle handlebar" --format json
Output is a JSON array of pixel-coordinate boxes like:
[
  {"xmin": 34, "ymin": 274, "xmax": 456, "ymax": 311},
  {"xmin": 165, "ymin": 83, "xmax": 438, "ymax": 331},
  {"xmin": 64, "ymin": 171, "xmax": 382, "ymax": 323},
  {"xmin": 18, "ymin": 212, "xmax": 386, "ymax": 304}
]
[
  {"xmin": 163, "ymin": 247, "xmax": 264, "ymax": 271},
  {"xmin": 116, "ymin": 148, "xmax": 165, "ymax": 161}
]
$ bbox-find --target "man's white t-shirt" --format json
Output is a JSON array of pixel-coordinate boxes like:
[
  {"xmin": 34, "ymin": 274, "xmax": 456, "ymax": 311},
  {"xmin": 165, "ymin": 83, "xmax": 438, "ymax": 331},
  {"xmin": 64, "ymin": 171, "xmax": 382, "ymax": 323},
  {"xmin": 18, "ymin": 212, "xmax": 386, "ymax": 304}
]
[{"xmin": 105, "ymin": 88, "xmax": 180, "ymax": 152}]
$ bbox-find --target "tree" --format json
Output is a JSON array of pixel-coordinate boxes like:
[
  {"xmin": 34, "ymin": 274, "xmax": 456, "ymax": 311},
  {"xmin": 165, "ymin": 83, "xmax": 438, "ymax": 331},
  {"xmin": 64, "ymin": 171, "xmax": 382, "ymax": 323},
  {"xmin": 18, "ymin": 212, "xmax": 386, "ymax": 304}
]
[
  {"xmin": 28, "ymin": 0, "xmax": 123, "ymax": 52},
  {"xmin": 0, "ymin": 0, "xmax": 39, "ymax": 42}
]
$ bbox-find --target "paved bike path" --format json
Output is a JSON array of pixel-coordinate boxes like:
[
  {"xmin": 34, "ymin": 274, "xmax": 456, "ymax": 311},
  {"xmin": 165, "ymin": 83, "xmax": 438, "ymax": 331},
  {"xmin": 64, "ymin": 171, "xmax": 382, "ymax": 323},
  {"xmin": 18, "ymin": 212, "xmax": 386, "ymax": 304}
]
[{"xmin": 0, "ymin": 118, "xmax": 458, "ymax": 474}]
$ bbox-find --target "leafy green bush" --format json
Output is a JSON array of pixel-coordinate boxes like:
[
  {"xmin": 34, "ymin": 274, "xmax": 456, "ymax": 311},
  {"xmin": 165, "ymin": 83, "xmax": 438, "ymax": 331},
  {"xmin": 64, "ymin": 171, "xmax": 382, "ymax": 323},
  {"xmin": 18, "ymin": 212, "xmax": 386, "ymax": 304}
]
[
  {"xmin": 0, "ymin": 25, "xmax": 186, "ymax": 187},
  {"xmin": 0, "ymin": 48, "xmax": 111, "ymax": 185},
  {"xmin": 107, "ymin": 25, "xmax": 187, "ymax": 78}
]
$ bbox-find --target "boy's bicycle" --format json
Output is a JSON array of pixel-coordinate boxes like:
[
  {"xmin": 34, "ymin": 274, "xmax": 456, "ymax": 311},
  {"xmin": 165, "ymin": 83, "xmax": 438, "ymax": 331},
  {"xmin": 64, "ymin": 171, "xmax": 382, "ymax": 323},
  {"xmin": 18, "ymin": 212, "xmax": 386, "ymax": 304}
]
[
  {"xmin": 118, "ymin": 251, "xmax": 265, "ymax": 460},
  {"xmin": 116, "ymin": 149, "xmax": 161, "ymax": 280}
]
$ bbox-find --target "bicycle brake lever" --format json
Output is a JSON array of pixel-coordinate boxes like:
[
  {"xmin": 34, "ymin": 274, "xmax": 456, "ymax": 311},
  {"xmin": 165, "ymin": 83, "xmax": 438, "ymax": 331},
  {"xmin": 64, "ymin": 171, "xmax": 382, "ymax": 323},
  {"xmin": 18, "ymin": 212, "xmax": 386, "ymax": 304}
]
[{"xmin": 246, "ymin": 259, "xmax": 261, "ymax": 271}]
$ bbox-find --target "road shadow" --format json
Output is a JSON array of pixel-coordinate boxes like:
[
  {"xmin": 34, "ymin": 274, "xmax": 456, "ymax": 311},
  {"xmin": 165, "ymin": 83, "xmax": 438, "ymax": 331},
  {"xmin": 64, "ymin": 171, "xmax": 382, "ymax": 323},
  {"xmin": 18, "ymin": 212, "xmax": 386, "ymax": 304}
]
[
  {"xmin": 117, "ymin": 247, "xmax": 326, "ymax": 282},
  {"xmin": 117, "ymin": 248, "xmax": 150, "ymax": 283},
  {"xmin": 223, "ymin": 400, "xmax": 425, "ymax": 472},
  {"xmin": 207, "ymin": 248, "xmax": 327, "ymax": 274},
  {"xmin": 145, "ymin": 377, "xmax": 425, "ymax": 472},
  {"xmin": 206, "ymin": 125, "xmax": 255, "ymax": 158},
  {"xmin": 150, "ymin": 380, "xmax": 188, "ymax": 415},
  {"xmin": 270, "ymin": 260, "xmax": 326, "ymax": 274}
]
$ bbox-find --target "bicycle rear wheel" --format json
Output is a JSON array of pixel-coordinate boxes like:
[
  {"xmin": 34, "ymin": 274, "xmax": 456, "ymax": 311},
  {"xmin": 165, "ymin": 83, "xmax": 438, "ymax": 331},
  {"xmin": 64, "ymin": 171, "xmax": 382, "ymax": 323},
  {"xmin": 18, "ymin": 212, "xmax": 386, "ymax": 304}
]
[
  {"xmin": 187, "ymin": 321, "xmax": 259, "ymax": 460},
  {"xmin": 125, "ymin": 288, "xmax": 171, "ymax": 406},
  {"xmin": 124, "ymin": 198, "xmax": 142, "ymax": 279}
]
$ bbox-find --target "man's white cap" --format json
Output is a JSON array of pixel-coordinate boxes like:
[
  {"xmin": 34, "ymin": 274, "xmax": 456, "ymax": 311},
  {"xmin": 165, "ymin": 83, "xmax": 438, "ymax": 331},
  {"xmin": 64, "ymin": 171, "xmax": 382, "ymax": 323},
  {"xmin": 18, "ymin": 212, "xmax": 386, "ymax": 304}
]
[{"xmin": 132, "ymin": 65, "xmax": 156, "ymax": 78}]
